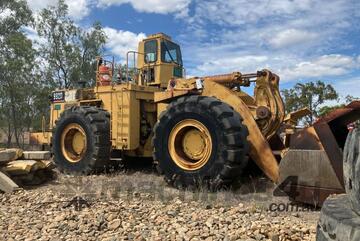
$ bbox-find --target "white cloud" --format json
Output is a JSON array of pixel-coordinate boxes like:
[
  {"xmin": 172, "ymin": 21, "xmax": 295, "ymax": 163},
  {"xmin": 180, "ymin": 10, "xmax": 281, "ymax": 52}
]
[
  {"xmin": 26, "ymin": 0, "xmax": 92, "ymax": 20},
  {"xmin": 178, "ymin": 0, "xmax": 360, "ymax": 85},
  {"xmin": 97, "ymin": 0, "xmax": 191, "ymax": 16},
  {"xmin": 185, "ymin": 0, "xmax": 356, "ymax": 49},
  {"xmin": 330, "ymin": 77, "xmax": 360, "ymax": 100},
  {"xmin": 22, "ymin": 25, "xmax": 146, "ymax": 65},
  {"xmin": 269, "ymin": 29, "xmax": 318, "ymax": 48},
  {"xmin": 189, "ymin": 0, "xmax": 349, "ymax": 28},
  {"xmin": 281, "ymin": 55, "xmax": 360, "ymax": 81},
  {"xmin": 0, "ymin": 9, "xmax": 13, "ymax": 20},
  {"xmin": 188, "ymin": 0, "xmax": 315, "ymax": 26},
  {"xmin": 103, "ymin": 27, "xmax": 146, "ymax": 60},
  {"xmin": 184, "ymin": 50, "xmax": 360, "ymax": 84},
  {"xmin": 196, "ymin": 55, "xmax": 269, "ymax": 74},
  {"xmin": 23, "ymin": 0, "xmax": 360, "ymax": 91},
  {"xmin": 26, "ymin": 0, "xmax": 54, "ymax": 11},
  {"xmin": 64, "ymin": 0, "xmax": 92, "ymax": 20},
  {"xmin": 23, "ymin": 26, "xmax": 46, "ymax": 47}
]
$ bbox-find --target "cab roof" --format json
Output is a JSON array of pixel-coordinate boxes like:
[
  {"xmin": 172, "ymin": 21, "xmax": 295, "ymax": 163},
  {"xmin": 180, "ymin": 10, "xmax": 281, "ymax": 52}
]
[{"xmin": 143, "ymin": 33, "xmax": 172, "ymax": 41}]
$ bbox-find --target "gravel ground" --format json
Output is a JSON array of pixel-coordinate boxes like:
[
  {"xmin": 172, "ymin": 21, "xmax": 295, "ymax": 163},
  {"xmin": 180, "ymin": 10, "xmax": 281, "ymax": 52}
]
[{"xmin": 0, "ymin": 167, "xmax": 320, "ymax": 241}]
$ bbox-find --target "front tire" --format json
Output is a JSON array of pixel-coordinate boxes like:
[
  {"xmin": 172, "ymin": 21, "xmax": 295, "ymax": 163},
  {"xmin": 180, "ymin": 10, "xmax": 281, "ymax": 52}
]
[
  {"xmin": 152, "ymin": 96, "xmax": 249, "ymax": 190},
  {"xmin": 52, "ymin": 106, "xmax": 111, "ymax": 174}
]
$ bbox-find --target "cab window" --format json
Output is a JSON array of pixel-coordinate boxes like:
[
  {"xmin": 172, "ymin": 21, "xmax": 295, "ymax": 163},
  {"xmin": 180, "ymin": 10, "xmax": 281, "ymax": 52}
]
[
  {"xmin": 161, "ymin": 40, "xmax": 183, "ymax": 65},
  {"xmin": 144, "ymin": 40, "xmax": 157, "ymax": 63}
]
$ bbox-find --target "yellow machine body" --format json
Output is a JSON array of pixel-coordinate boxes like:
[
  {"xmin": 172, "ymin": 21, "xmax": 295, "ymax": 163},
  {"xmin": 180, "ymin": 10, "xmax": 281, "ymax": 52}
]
[
  {"xmin": 30, "ymin": 33, "xmax": 360, "ymax": 206},
  {"xmin": 30, "ymin": 33, "xmax": 288, "ymax": 182},
  {"xmin": 135, "ymin": 33, "xmax": 184, "ymax": 88}
]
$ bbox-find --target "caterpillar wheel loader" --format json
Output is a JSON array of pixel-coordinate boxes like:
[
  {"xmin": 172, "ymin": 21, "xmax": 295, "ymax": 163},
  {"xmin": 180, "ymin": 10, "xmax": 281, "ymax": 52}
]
[{"xmin": 31, "ymin": 33, "xmax": 360, "ymax": 205}]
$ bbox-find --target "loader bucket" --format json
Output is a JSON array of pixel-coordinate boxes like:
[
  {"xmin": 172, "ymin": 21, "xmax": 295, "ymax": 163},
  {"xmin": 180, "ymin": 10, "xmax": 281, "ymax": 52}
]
[{"xmin": 277, "ymin": 101, "xmax": 360, "ymax": 206}]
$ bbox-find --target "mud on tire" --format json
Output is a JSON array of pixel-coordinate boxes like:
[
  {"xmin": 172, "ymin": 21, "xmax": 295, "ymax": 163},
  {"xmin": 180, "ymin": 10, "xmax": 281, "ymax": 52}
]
[
  {"xmin": 152, "ymin": 95, "xmax": 249, "ymax": 190},
  {"xmin": 52, "ymin": 106, "xmax": 111, "ymax": 174}
]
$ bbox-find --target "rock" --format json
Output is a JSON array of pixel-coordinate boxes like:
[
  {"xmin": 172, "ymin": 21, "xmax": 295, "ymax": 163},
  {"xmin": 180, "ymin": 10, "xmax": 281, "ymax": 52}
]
[
  {"xmin": 0, "ymin": 149, "xmax": 23, "ymax": 163},
  {"xmin": 108, "ymin": 219, "xmax": 121, "ymax": 230},
  {"xmin": 22, "ymin": 151, "xmax": 51, "ymax": 160},
  {"xmin": 2, "ymin": 160, "xmax": 47, "ymax": 175},
  {"xmin": 0, "ymin": 171, "xmax": 19, "ymax": 193},
  {"xmin": 269, "ymin": 233, "xmax": 279, "ymax": 241},
  {"xmin": 106, "ymin": 213, "xmax": 117, "ymax": 222},
  {"xmin": 205, "ymin": 218, "xmax": 213, "ymax": 228},
  {"xmin": 0, "ymin": 173, "xmax": 318, "ymax": 241},
  {"xmin": 53, "ymin": 215, "xmax": 65, "ymax": 222}
]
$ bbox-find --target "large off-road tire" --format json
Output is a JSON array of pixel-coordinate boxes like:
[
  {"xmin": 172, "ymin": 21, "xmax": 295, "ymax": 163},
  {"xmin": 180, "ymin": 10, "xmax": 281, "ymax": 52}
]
[
  {"xmin": 152, "ymin": 96, "xmax": 249, "ymax": 190},
  {"xmin": 52, "ymin": 106, "xmax": 111, "ymax": 174},
  {"xmin": 316, "ymin": 194, "xmax": 360, "ymax": 241},
  {"xmin": 343, "ymin": 127, "xmax": 360, "ymax": 214}
]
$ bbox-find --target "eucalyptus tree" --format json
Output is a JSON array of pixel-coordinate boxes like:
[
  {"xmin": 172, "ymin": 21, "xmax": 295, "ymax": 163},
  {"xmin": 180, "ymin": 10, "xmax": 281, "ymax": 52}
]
[
  {"xmin": 282, "ymin": 81, "xmax": 339, "ymax": 125},
  {"xmin": 36, "ymin": 0, "xmax": 107, "ymax": 88}
]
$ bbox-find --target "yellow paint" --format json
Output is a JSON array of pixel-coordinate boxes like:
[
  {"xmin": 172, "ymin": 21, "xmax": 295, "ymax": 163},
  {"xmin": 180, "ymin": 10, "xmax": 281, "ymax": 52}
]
[
  {"xmin": 168, "ymin": 119, "xmax": 212, "ymax": 171},
  {"xmin": 72, "ymin": 131, "xmax": 85, "ymax": 154},
  {"xmin": 60, "ymin": 123, "xmax": 87, "ymax": 163},
  {"xmin": 137, "ymin": 33, "xmax": 182, "ymax": 88},
  {"xmin": 30, "ymin": 132, "xmax": 52, "ymax": 145},
  {"xmin": 254, "ymin": 71, "xmax": 285, "ymax": 139},
  {"xmin": 201, "ymin": 80, "xmax": 280, "ymax": 182},
  {"xmin": 34, "ymin": 33, "xmax": 288, "ymax": 183},
  {"xmin": 182, "ymin": 129, "xmax": 207, "ymax": 160},
  {"xmin": 157, "ymin": 103, "xmax": 168, "ymax": 118}
]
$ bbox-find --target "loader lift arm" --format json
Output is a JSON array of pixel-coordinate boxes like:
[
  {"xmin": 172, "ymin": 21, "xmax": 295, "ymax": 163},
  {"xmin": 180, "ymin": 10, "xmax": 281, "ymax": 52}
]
[{"xmin": 155, "ymin": 69, "xmax": 285, "ymax": 183}]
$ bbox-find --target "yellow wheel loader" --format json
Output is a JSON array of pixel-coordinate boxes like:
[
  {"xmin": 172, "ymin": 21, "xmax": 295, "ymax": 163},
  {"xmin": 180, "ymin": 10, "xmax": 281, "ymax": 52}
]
[{"xmin": 31, "ymin": 33, "xmax": 360, "ymax": 205}]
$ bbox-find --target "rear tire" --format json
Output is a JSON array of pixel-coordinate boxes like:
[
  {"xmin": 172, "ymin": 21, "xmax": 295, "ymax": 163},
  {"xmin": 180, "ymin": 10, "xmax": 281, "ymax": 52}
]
[
  {"xmin": 317, "ymin": 194, "xmax": 360, "ymax": 241},
  {"xmin": 52, "ymin": 106, "xmax": 111, "ymax": 174},
  {"xmin": 343, "ymin": 127, "xmax": 360, "ymax": 214},
  {"xmin": 152, "ymin": 96, "xmax": 249, "ymax": 190}
]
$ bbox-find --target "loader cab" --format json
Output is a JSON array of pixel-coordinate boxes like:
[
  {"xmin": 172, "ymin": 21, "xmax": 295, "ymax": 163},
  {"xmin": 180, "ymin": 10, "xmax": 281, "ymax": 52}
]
[{"xmin": 137, "ymin": 33, "xmax": 184, "ymax": 88}]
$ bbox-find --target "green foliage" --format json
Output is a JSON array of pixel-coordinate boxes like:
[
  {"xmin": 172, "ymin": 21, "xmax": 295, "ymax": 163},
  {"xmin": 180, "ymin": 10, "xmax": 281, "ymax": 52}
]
[
  {"xmin": 77, "ymin": 22, "xmax": 107, "ymax": 86},
  {"xmin": 0, "ymin": 0, "xmax": 108, "ymax": 146},
  {"xmin": 36, "ymin": 0, "xmax": 106, "ymax": 88},
  {"xmin": 345, "ymin": 95, "xmax": 359, "ymax": 103},
  {"xmin": 0, "ymin": 0, "xmax": 32, "ymax": 36},
  {"xmin": 281, "ymin": 80, "xmax": 338, "ymax": 125},
  {"xmin": 0, "ymin": 0, "xmax": 39, "ymax": 146}
]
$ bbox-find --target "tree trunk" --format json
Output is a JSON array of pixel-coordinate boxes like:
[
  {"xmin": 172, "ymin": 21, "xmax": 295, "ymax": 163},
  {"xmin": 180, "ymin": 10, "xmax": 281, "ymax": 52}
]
[
  {"xmin": 9, "ymin": 91, "xmax": 20, "ymax": 148},
  {"xmin": 6, "ymin": 122, "xmax": 12, "ymax": 148}
]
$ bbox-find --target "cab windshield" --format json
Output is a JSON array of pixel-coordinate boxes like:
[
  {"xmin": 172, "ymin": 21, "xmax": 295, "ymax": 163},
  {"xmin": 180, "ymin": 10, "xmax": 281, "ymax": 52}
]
[{"xmin": 161, "ymin": 40, "xmax": 183, "ymax": 65}]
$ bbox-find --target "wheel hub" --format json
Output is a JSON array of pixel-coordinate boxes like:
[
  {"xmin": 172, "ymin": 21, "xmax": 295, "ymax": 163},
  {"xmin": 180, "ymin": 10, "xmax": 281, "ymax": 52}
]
[
  {"xmin": 61, "ymin": 123, "xmax": 87, "ymax": 163},
  {"xmin": 72, "ymin": 132, "xmax": 85, "ymax": 154},
  {"xmin": 168, "ymin": 119, "xmax": 212, "ymax": 171},
  {"xmin": 182, "ymin": 129, "xmax": 206, "ymax": 160}
]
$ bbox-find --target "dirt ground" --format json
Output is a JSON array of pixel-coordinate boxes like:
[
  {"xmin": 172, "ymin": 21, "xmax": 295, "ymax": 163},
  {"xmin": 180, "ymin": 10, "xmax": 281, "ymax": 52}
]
[{"xmin": 0, "ymin": 161, "xmax": 320, "ymax": 241}]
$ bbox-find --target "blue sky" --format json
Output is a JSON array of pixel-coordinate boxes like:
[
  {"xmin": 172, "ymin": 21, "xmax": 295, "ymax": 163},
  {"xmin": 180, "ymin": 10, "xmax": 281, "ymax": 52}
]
[{"xmin": 26, "ymin": 0, "xmax": 360, "ymax": 100}]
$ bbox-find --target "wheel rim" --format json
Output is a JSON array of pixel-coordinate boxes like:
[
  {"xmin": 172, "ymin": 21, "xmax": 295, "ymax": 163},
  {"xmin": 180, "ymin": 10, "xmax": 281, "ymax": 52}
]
[
  {"xmin": 61, "ymin": 123, "xmax": 87, "ymax": 163},
  {"xmin": 168, "ymin": 119, "xmax": 212, "ymax": 171}
]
